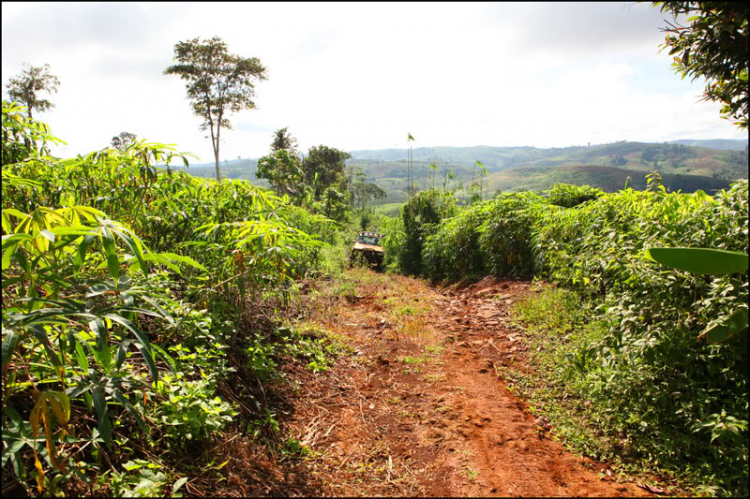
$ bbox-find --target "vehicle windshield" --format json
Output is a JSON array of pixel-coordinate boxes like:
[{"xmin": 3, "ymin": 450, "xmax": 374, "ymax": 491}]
[{"xmin": 358, "ymin": 235, "xmax": 380, "ymax": 245}]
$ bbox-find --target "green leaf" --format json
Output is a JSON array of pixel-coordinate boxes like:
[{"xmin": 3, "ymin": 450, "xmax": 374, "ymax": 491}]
[
  {"xmin": 74, "ymin": 235, "xmax": 95, "ymax": 269},
  {"xmin": 74, "ymin": 341, "xmax": 89, "ymax": 374},
  {"xmin": 151, "ymin": 343, "xmax": 177, "ymax": 374},
  {"xmin": 134, "ymin": 342, "xmax": 159, "ymax": 382},
  {"xmin": 29, "ymin": 325, "xmax": 62, "ymax": 369},
  {"xmin": 701, "ymin": 309, "xmax": 749, "ymax": 344},
  {"xmin": 2, "ymin": 330, "xmax": 22, "ymax": 373},
  {"xmin": 101, "ymin": 231, "xmax": 120, "ymax": 280},
  {"xmin": 114, "ymin": 231, "xmax": 148, "ymax": 276},
  {"xmin": 92, "ymin": 387, "xmax": 113, "ymax": 449},
  {"xmin": 115, "ymin": 340, "xmax": 132, "ymax": 370},
  {"xmin": 172, "ymin": 477, "xmax": 189, "ymax": 494},
  {"xmin": 645, "ymin": 247, "xmax": 749, "ymax": 275},
  {"xmin": 104, "ymin": 314, "xmax": 151, "ymax": 351},
  {"xmin": 112, "ymin": 389, "xmax": 148, "ymax": 436}
]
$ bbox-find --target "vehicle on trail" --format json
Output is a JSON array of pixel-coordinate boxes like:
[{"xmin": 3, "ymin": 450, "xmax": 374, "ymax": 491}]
[{"xmin": 350, "ymin": 231, "xmax": 384, "ymax": 271}]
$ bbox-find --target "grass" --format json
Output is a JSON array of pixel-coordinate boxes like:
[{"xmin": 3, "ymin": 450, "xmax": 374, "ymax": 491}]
[
  {"xmin": 392, "ymin": 304, "xmax": 429, "ymax": 317},
  {"xmin": 421, "ymin": 373, "xmax": 447, "ymax": 383},
  {"xmin": 400, "ymin": 355, "xmax": 429, "ymax": 365}
]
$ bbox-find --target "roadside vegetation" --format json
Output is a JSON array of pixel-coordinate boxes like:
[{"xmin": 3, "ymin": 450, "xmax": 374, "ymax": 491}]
[
  {"xmin": 0, "ymin": 100, "xmax": 378, "ymax": 496},
  {"xmin": 381, "ymin": 179, "xmax": 748, "ymax": 495}
]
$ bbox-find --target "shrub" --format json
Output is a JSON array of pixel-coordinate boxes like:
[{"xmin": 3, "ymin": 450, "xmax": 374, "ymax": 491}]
[
  {"xmin": 544, "ymin": 183, "xmax": 604, "ymax": 207},
  {"xmin": 477, "ymin": 191, "xmax": 552, "ymax": 276},
  {"xmin": 399, "ymin": 189, "xmax": 458, "ymax": 275}
]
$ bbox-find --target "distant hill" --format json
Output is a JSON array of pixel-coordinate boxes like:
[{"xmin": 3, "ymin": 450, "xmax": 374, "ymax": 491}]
[
  {"xmin": 347, "ymin": 141, "xmax": 747, "ymax": 202},
  {"xmin": 667, "ymin": 139, "xmax": 748, "ymax": 151},
  {"xmin": 484, "ymin": 164, "xmax": 731, "ymax": 195},
  {"xmin": 171, "ymin": 140, "xmax": 747, "ymax": 203},
  {"xmin": 168, "ymin": 158, "xmax": 270, "ymax": 188}
]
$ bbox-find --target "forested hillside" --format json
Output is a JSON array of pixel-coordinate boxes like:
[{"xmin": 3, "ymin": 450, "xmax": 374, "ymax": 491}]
[{"xmin": 177, "ymin": 140, "xmax": 747, "ymax": 204}]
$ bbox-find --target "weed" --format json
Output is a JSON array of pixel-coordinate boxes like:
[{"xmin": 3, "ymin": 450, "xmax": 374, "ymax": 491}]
[
  {"xmin": 464, "ymin": 467, "xmax": 479, "ymax": 482},
  {"xmin": 400, "ymin": 356, "xmax": 429, "ymax": 365},
  {"xmin": 425, "ymin": 344, "xmax": 444, "ymax": 355}
]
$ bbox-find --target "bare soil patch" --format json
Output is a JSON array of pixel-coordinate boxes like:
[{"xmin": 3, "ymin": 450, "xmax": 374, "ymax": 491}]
[{"xmin": 253, "ymin": 269, "xmax": 653, "ymax": 497}]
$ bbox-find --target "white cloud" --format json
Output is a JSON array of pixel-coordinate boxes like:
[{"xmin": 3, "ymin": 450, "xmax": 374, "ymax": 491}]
[{"xmin": 2, "ymin": 2, "xmax": 744, "ymax": 164}]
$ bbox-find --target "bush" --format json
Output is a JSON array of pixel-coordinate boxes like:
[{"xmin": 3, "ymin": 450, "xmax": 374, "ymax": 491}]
[
  {"xmin": 545, "ymin": 183, "xmax": 604, "ymax": 207},
  {"xmin": 478, "ymin": 191, "xmax": 553, "ymax": 276},
  {"xmin": 399, "ymin": 189, "xmax": 458, "ymax": 275},
  {"xmin": 150, "ymin": 374, "xmax": 238, "ymax": 443},
  {"xmin": 423, "ymin": 201, "xmax": 491, "ymax": 282}
]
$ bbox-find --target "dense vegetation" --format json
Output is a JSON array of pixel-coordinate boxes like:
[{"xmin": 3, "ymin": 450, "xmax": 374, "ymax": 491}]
[
  {"xmin": 3, "ymin": 3, "xmax": 748, "ymax": 495},
  {"xmin": 383, "ymin": 180, "xmax": 748, "ymax": 494},
  {"xmin": 1, "ymin": 101, "xmax": 350, "ymax": 496}
]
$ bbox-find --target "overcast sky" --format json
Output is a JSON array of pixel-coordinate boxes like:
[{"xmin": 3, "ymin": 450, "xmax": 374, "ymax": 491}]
[{"xmin": 2, "ymin": 2, "xmax": 746, "ymax": 163}]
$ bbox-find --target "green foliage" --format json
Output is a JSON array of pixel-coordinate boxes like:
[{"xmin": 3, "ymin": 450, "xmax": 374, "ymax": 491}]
[
  {"xmin": 645, "ymin": 247, "xmax": 748, "ymax": 275},
  {"xmin": 111, "ymin": 132, "xmax": 137, "ymax": 151},
  {"xmin": 303, "ymin": 145, "xmax": 351, "ymax": 200},
  {"xmin": 656, "ymin": 2, "xmax": 749, "ymax": 129},
  {"xmin": 105, "ymin": 460, "xmax": 187, "ymax": 497},
  {"xmin": 545, "ymin": 183, "xmax": 604, "ymax": 207},
  {"xmin": 423, "ymin": 201, "xmax": 491, "ymax": 281},
  {"xmin": 256, "ymin": 148, "xmax": 304, "ymax": 197},
  {"xmin": 150, "ymin": 374, "xmax": 237, "ymax": 443},
  {"xmin": 317, "ymin": 186, "xmax": 350, "ymax": 223},
  {"xmin": 348, "ymin": 165, "xmax": 387, "ymax": 211},
  {"xmin": 1, "ymin": 102, "xmax": 329, "ymax": 494},
  {"xmin": 398, "ymin": 189, "xmax": 458, "ymax": 275},
  {"xmin": 402, "ymin": 177, "xmax": 748, "ymax": 493},
  {"xmin": 270, "ymin": 127, "xmax": 298, "ymax": 153},
  {"xmin": 2, "ymin": 100, "xmax": 64, "ymax": 166},
  {"xmin": 478, "ymin": 191, "xmax": 553, "ymax": 276}
]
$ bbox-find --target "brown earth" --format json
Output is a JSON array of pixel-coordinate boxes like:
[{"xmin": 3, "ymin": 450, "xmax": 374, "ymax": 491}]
[{"xmin": 214, "ymin": 269, "xmax": 655, "ymax": 497}]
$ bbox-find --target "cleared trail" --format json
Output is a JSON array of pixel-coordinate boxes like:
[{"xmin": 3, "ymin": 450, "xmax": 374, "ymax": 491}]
[{"xmin": 271, "ymin": 269, "xmax": 651, "ymax": 497}]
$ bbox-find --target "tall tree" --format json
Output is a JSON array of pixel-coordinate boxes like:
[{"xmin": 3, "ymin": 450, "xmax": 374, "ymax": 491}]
[
  {"xmin": 655, "ymin": 2, "xmax": 749, "ymax": 129},
  {"xmin": 303, "ymin": 145, "xmax": 352, "ymax": 199},
  {"xmin": 271, "ymin": 126, "xmax": 298, "ymax": 152},
  {"xmin": 5, "ymin": 63, "xmax": 60, "ymax": 119},
  {"xmin": 164, "ymin": 36, "xmax": 267, "ymax": 181}
]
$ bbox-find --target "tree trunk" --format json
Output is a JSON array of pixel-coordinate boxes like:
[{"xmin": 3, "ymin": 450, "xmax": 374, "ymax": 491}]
[
  {"xmin": 214, "ymin": 112, "xmax": 223, "ymax": 182},
  {"xmin": 208, "ymin": 119, "xmax": 220, "ymax": 182}
]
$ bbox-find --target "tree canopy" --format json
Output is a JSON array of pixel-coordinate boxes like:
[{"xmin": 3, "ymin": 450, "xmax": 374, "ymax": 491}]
[
  {"xmin": 656, "ymin": 1, "xmax": 749, "ymax": 129},
  {"xmin": 5, "ymin": 63, "xmax": 60, "ymax": 119},
  {"xmin": 256, "ymin": 148, "xmax": 304, "ymax": 197},
  {"xmin": 111, "ymin": 131, "xmax": 137, "ymax": 150},
  {"xmin": 303, "ymin": 145, "xmax": 352, "ymax": 199},
  {"xmin": 164, "ymin": 36, "xmax": 267, "ymax": 180},
  {"xmin": 271, "ymin": 127, "xmax": 298, "ymax": 153}
]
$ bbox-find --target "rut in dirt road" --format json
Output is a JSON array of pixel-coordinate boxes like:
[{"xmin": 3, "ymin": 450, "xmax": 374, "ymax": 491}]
[{"xmin": 280, "ymin": 269, "xmax": 652, "ymax": 497}]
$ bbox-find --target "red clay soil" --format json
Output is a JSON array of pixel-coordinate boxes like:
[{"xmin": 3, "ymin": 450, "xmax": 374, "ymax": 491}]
[{"xmin": 260, "ymin": 270, "xmax": 654, "ymax": 497}]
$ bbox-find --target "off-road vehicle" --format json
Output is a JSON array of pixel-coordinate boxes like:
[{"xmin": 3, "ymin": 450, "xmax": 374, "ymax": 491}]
[{"xmin": 350, "ymin": 231, "xmax": 384, "ymax": 270}]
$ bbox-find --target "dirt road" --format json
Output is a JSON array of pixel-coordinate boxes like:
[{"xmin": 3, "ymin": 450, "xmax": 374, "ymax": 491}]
[{"xmin": 230, "ymin": 269, "xmax": 652, "ymax": 497}]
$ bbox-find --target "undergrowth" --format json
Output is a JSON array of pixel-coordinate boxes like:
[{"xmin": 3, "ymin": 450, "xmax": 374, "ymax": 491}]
[{"xmin": 512, "ymin": 285, "xmax": 747, "ymax": 496}]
